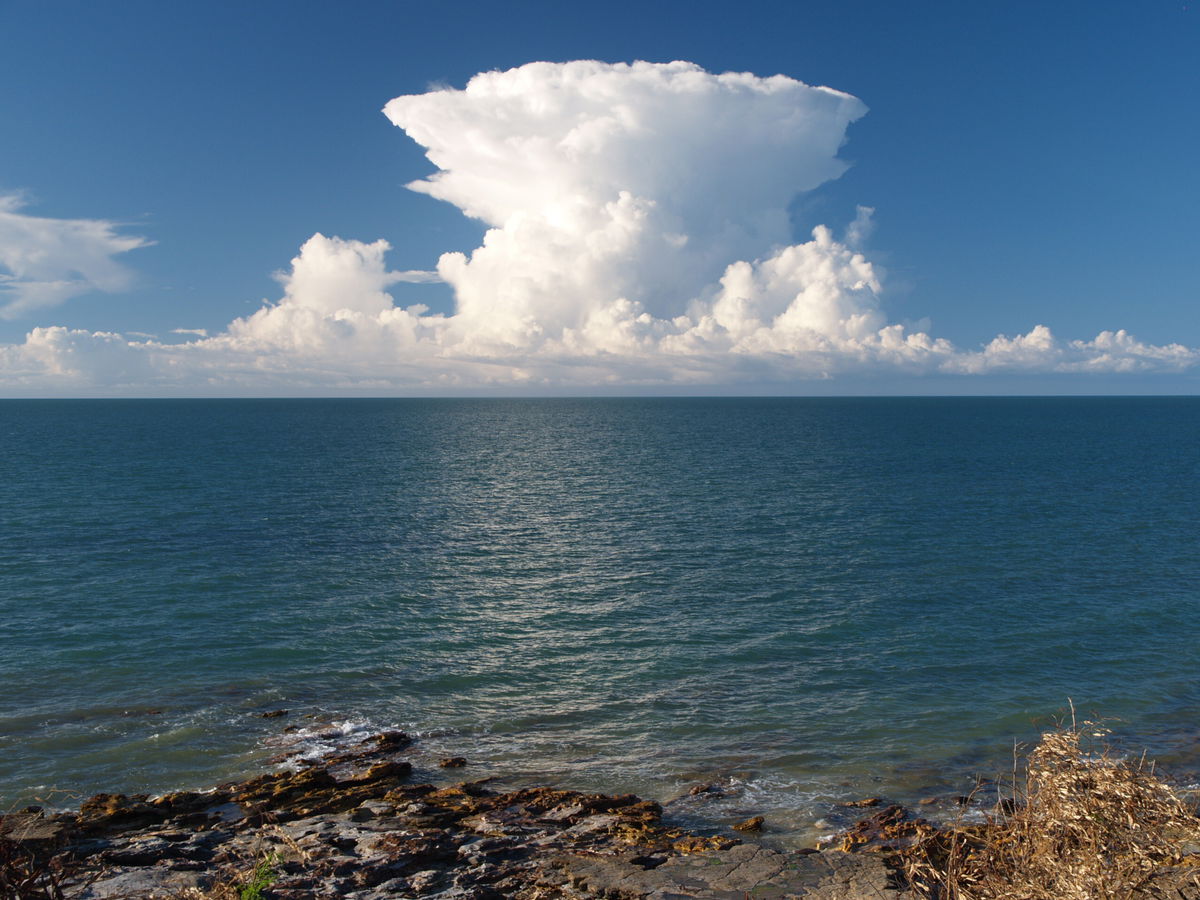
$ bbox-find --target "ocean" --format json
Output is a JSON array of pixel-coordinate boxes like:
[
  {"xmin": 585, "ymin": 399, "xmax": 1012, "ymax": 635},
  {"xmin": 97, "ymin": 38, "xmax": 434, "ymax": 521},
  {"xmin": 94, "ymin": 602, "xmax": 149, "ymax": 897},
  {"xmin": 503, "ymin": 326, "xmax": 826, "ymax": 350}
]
[{"xmin": 2, "ymin": 397, "xmax": 1198, "ymax": 843}]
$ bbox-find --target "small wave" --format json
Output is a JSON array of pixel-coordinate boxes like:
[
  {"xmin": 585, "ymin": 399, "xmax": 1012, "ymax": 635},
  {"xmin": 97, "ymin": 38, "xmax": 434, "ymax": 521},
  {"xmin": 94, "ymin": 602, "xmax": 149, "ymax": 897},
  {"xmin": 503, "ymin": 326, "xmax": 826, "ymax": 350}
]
[{"xmin": 263, "ymin": 719, "xmax": 382, "ymax": 768}]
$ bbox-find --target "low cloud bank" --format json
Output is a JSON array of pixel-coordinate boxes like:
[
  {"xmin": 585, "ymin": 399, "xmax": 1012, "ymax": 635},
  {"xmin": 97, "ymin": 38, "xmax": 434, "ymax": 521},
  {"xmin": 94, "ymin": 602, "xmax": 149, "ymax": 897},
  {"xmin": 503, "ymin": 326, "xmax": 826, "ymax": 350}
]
[{"xmin": 0, "ymin": 61, "xmax": 1195, "ymax": 394}]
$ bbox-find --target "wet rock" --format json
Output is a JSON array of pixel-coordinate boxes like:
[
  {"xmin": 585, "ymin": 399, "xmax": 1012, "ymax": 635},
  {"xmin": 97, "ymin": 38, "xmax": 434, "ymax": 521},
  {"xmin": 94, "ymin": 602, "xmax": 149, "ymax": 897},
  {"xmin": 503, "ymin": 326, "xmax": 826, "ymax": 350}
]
[
  {"xmin": 837, "ymin": 805, "xmax": 930, "ymax": 853},
  {"xmin": 671, "ymin": 834, "xmax": 740, "ymax": 853},
  {"xmin": 232, "ymin": 764, "xmax": 339, "ymax": 813},
  {"xmin": 732, "ymin": 814, "xmax": 765, "ymax": 832},
  {"xmin": 359, "ymin": 760, "xmax": 412, "ymax": 782},
  {"xmin": 845, "ymin": 797, "xmax": 883, "ymax": 808},
  {"xmin": 373, "ymin": 730, "xmax": 412, "ymax": 752},
  {"xmin": 152, "ymin": 788, "xmax": 228, "ymax": 819},
  {"xmin": 440, "ymin": 756, "xmax": 468, "ymax": 768},
  {"xmin": 76, "ymin": 793, "xmax": 168, "ymax": 833},
  {"xmin": 261, "ymin": 708, "xmax": 289, "ymax": 718}
]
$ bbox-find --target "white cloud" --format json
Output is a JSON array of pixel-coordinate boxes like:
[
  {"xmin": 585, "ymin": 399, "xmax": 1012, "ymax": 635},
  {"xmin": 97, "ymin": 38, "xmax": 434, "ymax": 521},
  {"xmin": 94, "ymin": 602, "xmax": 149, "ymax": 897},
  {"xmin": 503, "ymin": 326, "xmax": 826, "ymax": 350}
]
[
  {"xmin": 0, "ymin": 60, "xmax": 1195, "ymax": 394},
  {"xmin": 944, "ymin": 325, "xmax": 1199, "ymax": 375},
  {"xmin": 843, "ymin": 205, "xmax": 875, "ymax": 249},
  {"xmin": 0, "ymin": 326, "xmax": 155, "ymax": 390},
  {"xmin": 386, "ymin": 60, "xmax": 866, "ymax": 346},
  {"xmin": 0, "ymin": 194, "xmax": 151, "ymax": 319}
]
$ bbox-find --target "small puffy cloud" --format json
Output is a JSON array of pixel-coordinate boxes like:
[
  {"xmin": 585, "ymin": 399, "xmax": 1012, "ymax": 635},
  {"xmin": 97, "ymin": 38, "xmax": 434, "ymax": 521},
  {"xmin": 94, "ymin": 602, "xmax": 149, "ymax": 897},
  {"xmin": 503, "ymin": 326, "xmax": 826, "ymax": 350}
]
[
  {"xmin": 0, "ymin": 194, "xmax": 151, "ymax": 319},
  {"xmin": 272, "ymin": 233, "xmax": 398, "ymax": 316},
  {"xmin": 943, "ymin": 325, "xmax": 1199, "ymax": 375},
  {"xmin": 843, "ymin": 206, "xmax": 875, "ymax": 249}
]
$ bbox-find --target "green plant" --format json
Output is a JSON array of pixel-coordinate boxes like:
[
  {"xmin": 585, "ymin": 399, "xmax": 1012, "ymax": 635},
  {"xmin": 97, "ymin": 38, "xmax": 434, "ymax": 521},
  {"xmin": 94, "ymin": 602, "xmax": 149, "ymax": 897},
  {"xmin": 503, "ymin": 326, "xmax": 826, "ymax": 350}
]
[{"xmin": 237, "ymin": 852, "xmax": 278, "ymax": 900}]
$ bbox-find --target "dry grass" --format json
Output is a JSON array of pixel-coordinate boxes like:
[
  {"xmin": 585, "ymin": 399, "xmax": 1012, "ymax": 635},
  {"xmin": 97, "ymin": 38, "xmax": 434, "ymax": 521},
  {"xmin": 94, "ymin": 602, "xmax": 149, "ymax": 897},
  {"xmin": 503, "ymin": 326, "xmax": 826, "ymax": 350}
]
[
  {"xmin": 901, "ymin": 714, "xmax": 1200, "ymax": 900},
  {"xmin": 0, "ymin": 836, "xmax": 65, "ymax": 900}
]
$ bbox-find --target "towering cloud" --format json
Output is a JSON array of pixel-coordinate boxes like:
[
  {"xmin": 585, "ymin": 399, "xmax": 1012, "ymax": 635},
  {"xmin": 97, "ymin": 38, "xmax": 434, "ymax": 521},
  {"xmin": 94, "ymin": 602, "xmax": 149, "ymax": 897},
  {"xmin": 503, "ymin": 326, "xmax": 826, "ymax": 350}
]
[
  {"xmin": 0, "ymin": 194, "xmax": 150, "ymax": 319},
  {"xmin": 385, "ymin": 60, "xmax": 865, "ymax": 351},
  {"xmin": 0, "ymin": 61, "xmax": 1194, "ymax": 393}
]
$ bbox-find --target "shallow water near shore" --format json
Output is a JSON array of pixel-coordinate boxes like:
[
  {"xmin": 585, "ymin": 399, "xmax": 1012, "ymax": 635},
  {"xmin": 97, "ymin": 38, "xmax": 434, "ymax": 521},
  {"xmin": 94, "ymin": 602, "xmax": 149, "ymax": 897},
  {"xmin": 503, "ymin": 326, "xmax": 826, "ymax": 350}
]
[{"xmin": 2, "ymin": 397, "xmax": 1199, "ymax": 845}]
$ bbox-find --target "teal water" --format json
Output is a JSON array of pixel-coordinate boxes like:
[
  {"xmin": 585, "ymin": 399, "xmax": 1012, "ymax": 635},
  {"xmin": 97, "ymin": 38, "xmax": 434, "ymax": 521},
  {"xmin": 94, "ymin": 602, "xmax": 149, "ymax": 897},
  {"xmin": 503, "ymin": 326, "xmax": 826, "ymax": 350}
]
[{"xmin": 2, "ymin": 398, "xmax": 1198, "ymax": 841}]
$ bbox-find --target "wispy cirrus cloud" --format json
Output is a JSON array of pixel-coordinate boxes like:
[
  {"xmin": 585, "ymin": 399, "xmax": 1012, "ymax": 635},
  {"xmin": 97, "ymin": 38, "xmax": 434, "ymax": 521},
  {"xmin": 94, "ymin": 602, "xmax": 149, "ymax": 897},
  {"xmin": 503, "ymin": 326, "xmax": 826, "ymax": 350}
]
[{"xmin": 0, "ymin": 194, "xmax": 151, "ymax": 319}]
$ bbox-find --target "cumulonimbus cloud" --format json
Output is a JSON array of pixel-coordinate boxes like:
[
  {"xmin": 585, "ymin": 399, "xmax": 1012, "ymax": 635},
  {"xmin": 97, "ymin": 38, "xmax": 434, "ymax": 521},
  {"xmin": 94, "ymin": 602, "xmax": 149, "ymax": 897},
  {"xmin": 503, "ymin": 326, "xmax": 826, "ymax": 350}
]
[
  {"xmin": 0, "ymin": 60, "xmax": 1195, "ymax": 393},
  {"xmin": 0, "ymin": 194, "xmax": 151, "ymax": 320}
]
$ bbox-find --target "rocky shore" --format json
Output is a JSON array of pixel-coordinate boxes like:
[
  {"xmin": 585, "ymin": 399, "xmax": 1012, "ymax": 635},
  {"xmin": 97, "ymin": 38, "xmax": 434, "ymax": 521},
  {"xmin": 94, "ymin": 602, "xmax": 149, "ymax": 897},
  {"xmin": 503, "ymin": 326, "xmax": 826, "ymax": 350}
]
[
  {"xmin": 0, "ymin": 730, "xmax": 921, "ymax": 899},
  {"xmin": 2, "ymin": 729, "xmax": 1198, "ymax": 899}
]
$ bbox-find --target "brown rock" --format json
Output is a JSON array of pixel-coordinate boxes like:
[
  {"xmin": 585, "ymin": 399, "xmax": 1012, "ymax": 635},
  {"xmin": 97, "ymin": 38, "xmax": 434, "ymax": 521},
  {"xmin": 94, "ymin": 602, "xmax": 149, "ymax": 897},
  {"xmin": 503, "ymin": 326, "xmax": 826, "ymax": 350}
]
[
  {"xmin": 732, "ymin": 815, "xmax": 765, "ymax": 832},
  {"xmin": 844, "ymin": 797, "xmax": 882, "ymax": 808},
  {"xmin": 151, "ymin": 790, "xmax": 225, "ymax": 817},
  {"xmin": 232, "ymin": 765, "xmax": 338, "ymax": 813},
  {"xmin": 77, "ymin": 793, "xmax": 166, "ymax": 832},
  {"xmin": 672, "ymin": 834, "xmax": 740, "ymax": 853},
  {"xmin": 79, "ymin": 792, "xmax": 131, "ymax": 817},
  {"xmin": 838, "ymin": 804, "xmax": 930, "ymax": 853},
  {"xmin": 373, "ymin": 731, "xmax": 412, "ymax": 751},
  {"xmin": 439, "ymin": 756, "xmax": 467, "ymax": 768},
  {"xmin": 359, "ymin": 761, "xmax": 413, "ymax": 782},
  {"xmin": 260, "ymin": 709, "xmax": 289, "ymax": 718}
]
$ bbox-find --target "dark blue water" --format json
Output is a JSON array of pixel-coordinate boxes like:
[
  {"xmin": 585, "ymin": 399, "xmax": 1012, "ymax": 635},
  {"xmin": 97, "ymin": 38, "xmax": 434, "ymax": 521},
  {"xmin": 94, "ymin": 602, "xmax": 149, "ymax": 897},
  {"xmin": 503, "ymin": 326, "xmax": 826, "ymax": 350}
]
[{"xmin": 1, "ymin": 398, "xmax": 1198, "ymax": 841}]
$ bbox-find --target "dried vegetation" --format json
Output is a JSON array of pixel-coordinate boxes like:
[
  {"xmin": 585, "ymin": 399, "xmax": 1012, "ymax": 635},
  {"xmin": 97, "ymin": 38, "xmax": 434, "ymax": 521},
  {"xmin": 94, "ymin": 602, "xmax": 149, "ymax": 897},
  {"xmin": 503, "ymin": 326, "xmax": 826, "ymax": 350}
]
[
  {"xmin": 901, "ymin": 715, "xmax": 1200, "ymax": 899},
  {"xmin": 0, "ymin": 835, "xmax": 65, "ymax": 900}
]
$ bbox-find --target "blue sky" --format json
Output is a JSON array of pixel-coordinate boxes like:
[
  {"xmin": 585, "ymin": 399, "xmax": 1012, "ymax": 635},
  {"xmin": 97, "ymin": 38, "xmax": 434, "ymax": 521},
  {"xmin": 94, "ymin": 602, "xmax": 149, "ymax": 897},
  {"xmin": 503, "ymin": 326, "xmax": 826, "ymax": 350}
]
[{"xmin": 1, "ymin": 0, "xmax": 1196, "ymax": 395}]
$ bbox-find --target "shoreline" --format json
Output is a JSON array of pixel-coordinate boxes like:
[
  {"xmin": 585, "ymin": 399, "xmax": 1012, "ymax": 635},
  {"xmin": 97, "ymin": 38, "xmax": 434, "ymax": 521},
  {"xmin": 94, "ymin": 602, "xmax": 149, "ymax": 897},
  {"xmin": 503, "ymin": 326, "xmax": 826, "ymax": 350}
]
[
  {"xmin": 5, "ymin": 727, "xmax": 1200, "ymax": 899},
  {"xmin": 1, "ymin": 729, "xmax": 917, "ymax": 899},
  {"xmin": 5, "ymin": 712, "xmax": 997, "ymax": 852}
]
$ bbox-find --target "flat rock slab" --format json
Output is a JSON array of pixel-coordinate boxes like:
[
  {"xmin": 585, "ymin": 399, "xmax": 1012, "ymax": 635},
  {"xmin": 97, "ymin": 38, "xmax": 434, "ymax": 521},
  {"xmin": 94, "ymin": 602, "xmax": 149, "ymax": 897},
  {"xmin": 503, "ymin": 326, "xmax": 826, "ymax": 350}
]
[
  {"xmin": 0, "ymin": 811, "xmax": 67, "ymax": 844},
  {"xmin": 70, "ymin": 866, "xmax": 206, "ymax": 899},
  {"xmin": 557, "ymin": 845, "xmax": 915, "ymax": 899}
]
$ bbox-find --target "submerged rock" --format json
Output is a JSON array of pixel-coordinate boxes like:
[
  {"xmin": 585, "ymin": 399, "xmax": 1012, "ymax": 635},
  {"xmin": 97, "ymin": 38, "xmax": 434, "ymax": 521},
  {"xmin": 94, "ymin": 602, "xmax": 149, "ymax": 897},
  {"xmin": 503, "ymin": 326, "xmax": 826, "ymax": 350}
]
[
  {"xmin": 732, "ymin": 814, "xmax": 765, "ymax": 832},
  {"xmin": 843, "ymin": 797, "xmax": 882, "ymax": 808}
]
